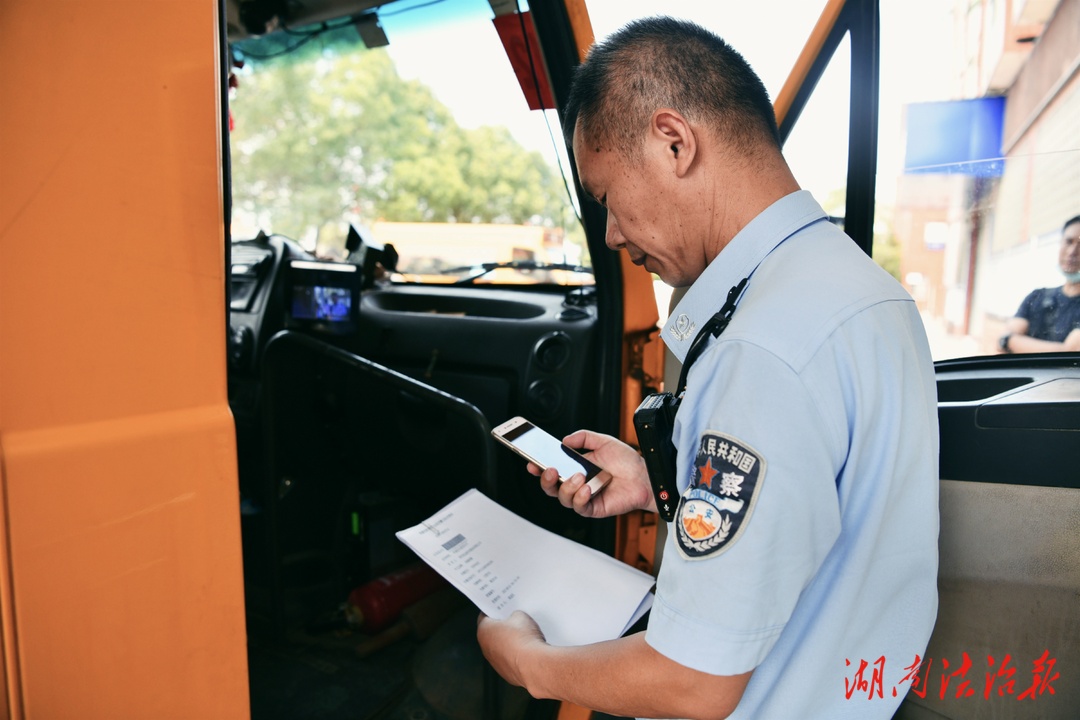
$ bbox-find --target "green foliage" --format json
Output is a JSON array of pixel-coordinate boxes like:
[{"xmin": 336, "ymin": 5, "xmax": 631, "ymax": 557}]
[
  {"xmin": 818, "ymin": 188, "xmax": 901, "ymax": 281},
  {"xmin": 872, "ymin": 204, "xmax": 902, "ymax": 282},
  {"xmin": 229, "ymin": 41, "xmax": 571, "ymax": 242}
]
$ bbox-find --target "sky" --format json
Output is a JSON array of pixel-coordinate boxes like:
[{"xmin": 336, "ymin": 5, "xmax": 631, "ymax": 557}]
[{"xmin": 386, "ymin": 0, "xmax": 957, "ymax": 209}]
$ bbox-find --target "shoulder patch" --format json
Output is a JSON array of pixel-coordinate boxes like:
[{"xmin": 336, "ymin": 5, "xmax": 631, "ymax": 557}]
[{"xmin": 675, "ymin": 431, "xmax": 766, "ymax": 560}]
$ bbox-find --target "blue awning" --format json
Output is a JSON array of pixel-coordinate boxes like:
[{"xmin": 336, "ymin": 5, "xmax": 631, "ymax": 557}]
[{"xmin": 903, "ymin": 97, "xmax": 1006, "ymax": 176}]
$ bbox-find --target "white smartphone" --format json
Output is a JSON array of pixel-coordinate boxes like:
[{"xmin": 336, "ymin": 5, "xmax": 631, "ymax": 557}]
[{"xmin": 491, "ymin": 416, "xmax": 609, "ymax": 495}]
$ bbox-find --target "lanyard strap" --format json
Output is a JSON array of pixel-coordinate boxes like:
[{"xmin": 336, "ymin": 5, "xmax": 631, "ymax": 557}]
[{"xmin": 674, "ymin": 276, "xmax": 748, "ymax": 399}]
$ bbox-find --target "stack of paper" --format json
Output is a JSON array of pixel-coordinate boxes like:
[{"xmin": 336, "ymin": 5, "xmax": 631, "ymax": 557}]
[{"xmin": 396, "ymin": 489, "xmax": 655, "ymax": 647}]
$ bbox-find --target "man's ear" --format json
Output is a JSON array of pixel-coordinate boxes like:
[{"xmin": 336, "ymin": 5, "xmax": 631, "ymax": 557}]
[{"xmin": 651, "ymin": 109, "xmax": 696, "ymax": 178}]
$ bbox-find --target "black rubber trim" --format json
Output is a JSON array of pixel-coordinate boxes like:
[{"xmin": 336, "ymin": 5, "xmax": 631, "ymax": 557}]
[{"xmin": 936, "ymin": 355, "xmax": 1080, "ymax": 488}]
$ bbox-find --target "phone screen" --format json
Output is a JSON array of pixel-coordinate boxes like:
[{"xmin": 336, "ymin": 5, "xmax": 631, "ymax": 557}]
[{"xmin": 497, "ymin": 420, "xmax": 601, "ymax": 480}]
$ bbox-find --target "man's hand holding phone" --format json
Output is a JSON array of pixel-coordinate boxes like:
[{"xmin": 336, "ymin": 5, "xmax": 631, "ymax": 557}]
[
  {"xmin": 492, "ymin": 416, "xmax": 606, "ymax": 491},
  {"xmin": 492, "ymin": 417, "xmax": 654, "ymax": 518},
  {"xmin": 530, "ymin": 429, "xmax": 655, "ymax": 519}
]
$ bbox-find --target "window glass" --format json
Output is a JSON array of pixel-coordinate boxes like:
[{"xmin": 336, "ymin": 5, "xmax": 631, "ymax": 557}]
[
  {"xmin": 228, "ymin": 0, "xmax": 591, "ymax": 286},
  {"xmin": 584, "ymin": 0, "xmax": 1080, "ymax": 359},
  {"xmin": 585, "ymin": 0, "xmax": 828, "ymax": 95},
  {"xmin": 882, "ymin": 0, "xmax": 1080, "ymax": 359},
  {"xmin": 781, "ymin": 34, "xmax": 851, "ymax": 235}
]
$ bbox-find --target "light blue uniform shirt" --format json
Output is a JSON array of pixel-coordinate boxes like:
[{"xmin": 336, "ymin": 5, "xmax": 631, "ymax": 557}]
[{"xmin": 645, "ymin": 191, "xmax": 939, "ymax": 719}]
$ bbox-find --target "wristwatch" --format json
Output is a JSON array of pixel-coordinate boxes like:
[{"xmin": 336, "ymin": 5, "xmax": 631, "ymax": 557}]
[{"xmin": 999, "ymin": 333, "xmax": 1013, "ymax": 353}]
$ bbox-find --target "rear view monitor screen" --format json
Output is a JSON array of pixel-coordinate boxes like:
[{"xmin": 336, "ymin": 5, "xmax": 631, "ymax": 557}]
[{"xmin": 291, "ymin": 285, "xmax": 352, "ymax": 322}]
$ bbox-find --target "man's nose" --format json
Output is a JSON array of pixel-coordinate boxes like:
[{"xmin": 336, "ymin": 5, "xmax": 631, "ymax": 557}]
[{"xmin": 605, "ymin": 213, "xmax": 624, "ymax": 250}]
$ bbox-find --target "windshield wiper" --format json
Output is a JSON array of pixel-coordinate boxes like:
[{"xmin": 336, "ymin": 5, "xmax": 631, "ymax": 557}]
[{"xmin": 442, "ymin": 260, "xmax": 594, "ymax": 285}]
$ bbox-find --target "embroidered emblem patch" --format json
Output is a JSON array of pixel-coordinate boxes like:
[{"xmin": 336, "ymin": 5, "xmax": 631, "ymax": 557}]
[
  {"xmin": 669, "ymin": 314, "xmax": 695, "ymax": 342},
  {"xmin": 675, "ymin": 431, "xmax": 765, "ymax": 560}
]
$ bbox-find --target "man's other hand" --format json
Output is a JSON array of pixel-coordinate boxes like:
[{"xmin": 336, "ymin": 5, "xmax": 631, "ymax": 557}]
[{"xmin": 477, "ymin": 611, "xmax": 547, "ymax": 691}]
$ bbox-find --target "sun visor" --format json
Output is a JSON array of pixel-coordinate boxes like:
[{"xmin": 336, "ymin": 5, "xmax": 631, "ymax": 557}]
[{"xmin": 492, "ymin": 11, "xmax": 556, "ymax": 111}]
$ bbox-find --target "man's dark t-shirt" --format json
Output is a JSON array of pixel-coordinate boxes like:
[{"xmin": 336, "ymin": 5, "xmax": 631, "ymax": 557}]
[{"xmin": 1015, "ymin": 287, "xmax": 1080, "ymax": 341}]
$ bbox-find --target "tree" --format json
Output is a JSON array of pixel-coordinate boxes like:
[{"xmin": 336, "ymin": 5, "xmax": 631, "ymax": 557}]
[{"xmin": 229, "ymin": 40, "xmax": 571, "ymax": 244}]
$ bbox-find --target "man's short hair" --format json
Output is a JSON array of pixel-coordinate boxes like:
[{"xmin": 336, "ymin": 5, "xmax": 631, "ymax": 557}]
[
  {"xmin": 563, "ymin": 16, "xmax": 781, "ymax": 161},
  {"xmin": 1064, "ymin": 215, "xmax": 1080, "ymax": 234}
]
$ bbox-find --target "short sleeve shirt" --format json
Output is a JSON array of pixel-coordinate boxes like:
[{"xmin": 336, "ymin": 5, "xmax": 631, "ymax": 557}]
[
  {"xmin": 1015, "ymin": 286, "xmax": 1080, "ymax": 342},
  {"xmin": 645, "ymin": 191, "xmax": 940, "ymax": 719}
]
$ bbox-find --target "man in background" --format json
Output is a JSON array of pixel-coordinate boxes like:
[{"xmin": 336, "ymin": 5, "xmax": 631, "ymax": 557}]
[{"xmin": 1000, "ymin": 215, "xmax": 1080, "ymax": 353}]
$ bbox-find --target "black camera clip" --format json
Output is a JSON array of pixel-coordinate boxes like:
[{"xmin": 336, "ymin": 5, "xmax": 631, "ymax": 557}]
[{"xmin": 633, "ymin": 278, "xmax": 747, "ymax": 521}]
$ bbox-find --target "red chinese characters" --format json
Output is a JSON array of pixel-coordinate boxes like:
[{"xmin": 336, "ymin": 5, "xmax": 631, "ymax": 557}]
[
  {"xmin": 844, "ymin": 651, "xmax": 1059, "ymax": 702},
  {"xmin": 1017, "ymin": 650, "xmax": 1059, "ymax": 700},
  {"xmin": 845, "ymin": 656, "xmax": 886, "ymax": 700}
]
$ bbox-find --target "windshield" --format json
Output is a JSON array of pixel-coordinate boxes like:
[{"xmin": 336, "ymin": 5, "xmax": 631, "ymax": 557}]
[
  {"xmin": 587, "ymin": 0, "xmax": 1080, "ymax": 361},
  {"xmin": 228, "ymin": 0, "xmax": 591, "ymax": 286}
]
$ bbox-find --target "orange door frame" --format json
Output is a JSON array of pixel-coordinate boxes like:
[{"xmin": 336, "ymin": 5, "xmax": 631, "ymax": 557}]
[{"xmin": 0, "ymin": 1, "xmax": 250, "ymax": 717}]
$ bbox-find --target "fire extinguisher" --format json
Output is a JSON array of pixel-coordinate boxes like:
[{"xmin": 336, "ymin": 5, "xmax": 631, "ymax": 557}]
[{"xmin": 345, "ymin": 562, "xmax": 448, "ymax": 633}]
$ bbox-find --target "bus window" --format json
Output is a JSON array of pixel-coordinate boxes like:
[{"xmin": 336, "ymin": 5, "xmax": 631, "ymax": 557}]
[
  {"xmin": 587, "ymin": 0, "xmax": 1080, "ymax": 362},
  {"xmin": 881, "ymin": 0, "xmax": 1080, "ymax": 360},
  {"xmin": 781, "ymin": 34, "xmax": 852, "ymax": 245},
  {"xmin": 228, "ymin": 0, "xmax": 592, "ymax": 286}
]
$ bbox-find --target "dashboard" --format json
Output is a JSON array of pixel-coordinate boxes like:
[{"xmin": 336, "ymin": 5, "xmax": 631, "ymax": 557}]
[
  {"xmin": 227, "ymin": 233, "xmax": 603, "ymax": 531},
  {"xmin": 228, "ymin": 233, "xmax": 598, "ymax": 421}
]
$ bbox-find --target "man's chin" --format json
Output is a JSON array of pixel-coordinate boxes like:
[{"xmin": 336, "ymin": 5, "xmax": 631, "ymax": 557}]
[
  {"xmin": 636, "ymin": 258, "xmax": 693, "ymax": 287},
  {"xmin": 653, "ymin": 270, "xmax": 693, "ymax": 289}
]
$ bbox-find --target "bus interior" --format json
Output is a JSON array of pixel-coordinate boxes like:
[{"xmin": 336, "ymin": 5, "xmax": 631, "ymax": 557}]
[{"xmin": 1, "ymin": 0, "xmax": 1077, "ymax": 719}]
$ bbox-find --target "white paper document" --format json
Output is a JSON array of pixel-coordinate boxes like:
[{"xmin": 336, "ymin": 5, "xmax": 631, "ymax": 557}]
[{"xmin": 396, "ymin": 489, "xmax": 655, "ymax": 647}]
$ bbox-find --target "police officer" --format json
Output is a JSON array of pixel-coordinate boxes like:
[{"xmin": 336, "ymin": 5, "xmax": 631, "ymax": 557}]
[{"xmin": 477, "ymin": 17, "xmax": 939, "ymax": 719}]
